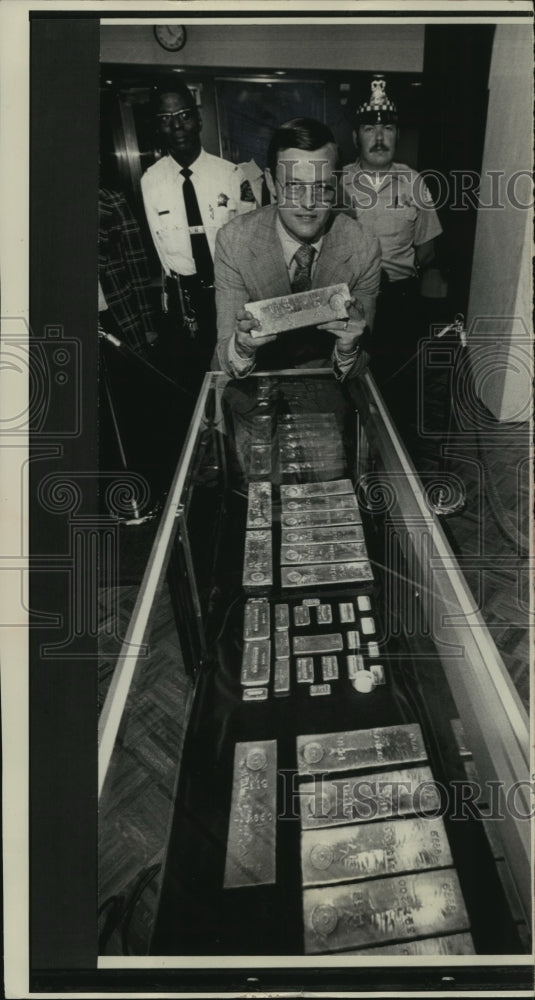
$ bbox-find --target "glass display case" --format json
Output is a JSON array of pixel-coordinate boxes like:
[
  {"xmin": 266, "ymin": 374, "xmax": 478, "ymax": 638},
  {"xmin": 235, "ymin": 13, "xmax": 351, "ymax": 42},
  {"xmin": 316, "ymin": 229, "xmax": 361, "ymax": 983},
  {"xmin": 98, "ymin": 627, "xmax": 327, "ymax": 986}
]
[{"xmin": 98, "ymin": 369, "xmax": 531, "ymax": 959}]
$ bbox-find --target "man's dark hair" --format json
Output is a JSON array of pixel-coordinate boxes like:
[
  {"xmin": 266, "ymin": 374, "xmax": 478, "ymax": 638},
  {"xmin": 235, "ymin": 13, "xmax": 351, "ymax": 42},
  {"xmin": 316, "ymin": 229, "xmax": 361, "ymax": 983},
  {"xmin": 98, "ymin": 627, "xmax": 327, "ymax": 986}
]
[
  {"xmin": 152, "ymin": 79, "xmax": 197, "ymax": 116},
  {"xmin": 266, "ymin": 117, "xmax": 339, "ymax": 176}
]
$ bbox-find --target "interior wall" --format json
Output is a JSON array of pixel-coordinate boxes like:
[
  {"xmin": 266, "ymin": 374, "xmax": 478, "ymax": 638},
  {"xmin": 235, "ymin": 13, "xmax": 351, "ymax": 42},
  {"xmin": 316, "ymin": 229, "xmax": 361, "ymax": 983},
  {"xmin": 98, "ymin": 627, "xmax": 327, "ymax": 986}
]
[
  {"xmin": 100, "ymin": 23, "xmax": 425, "ymax": 72},
  {"xmin": 466, "ymin": 25, "xmax": 532, "ymax": 423}
]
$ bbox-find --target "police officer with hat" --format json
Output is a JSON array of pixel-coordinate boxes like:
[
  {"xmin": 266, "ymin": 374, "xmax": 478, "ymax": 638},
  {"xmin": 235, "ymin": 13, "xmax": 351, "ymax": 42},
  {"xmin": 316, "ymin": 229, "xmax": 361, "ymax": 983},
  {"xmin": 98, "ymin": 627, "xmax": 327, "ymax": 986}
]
[{"xmin": 342, "ymin": 75, "xmax": 443, "ymax": 443}]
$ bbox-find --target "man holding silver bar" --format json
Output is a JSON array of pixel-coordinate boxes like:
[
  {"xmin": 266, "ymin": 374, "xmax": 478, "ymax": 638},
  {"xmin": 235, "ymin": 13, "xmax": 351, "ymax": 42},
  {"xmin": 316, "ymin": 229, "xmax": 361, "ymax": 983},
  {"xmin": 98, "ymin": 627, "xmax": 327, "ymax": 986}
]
[{"xmin": 214, "ymin": 118, "xmax": 382, "ymax": 379}]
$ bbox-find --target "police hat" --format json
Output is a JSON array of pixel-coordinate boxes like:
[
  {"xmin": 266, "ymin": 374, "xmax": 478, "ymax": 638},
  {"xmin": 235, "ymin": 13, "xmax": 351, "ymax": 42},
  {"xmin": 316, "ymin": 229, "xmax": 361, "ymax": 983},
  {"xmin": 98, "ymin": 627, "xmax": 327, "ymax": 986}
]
[{"xmin": 355, "ymin": 74, "xmax": 398, "ymax": 126}]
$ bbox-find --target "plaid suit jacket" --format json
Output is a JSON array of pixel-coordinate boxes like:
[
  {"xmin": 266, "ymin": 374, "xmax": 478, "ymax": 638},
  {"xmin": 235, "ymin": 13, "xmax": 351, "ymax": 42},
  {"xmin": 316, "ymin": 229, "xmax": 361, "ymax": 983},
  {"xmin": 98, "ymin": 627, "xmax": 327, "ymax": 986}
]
[{"xmin": 99, "ymin": 188, "xmax": 157, "ymax": 352}]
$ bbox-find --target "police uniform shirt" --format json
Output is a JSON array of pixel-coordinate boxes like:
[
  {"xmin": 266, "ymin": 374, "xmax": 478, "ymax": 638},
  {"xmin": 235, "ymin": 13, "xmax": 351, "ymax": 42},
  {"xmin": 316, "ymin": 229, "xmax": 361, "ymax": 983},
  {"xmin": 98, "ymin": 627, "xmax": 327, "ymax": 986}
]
[
  {"xmin": 342, "ymin": 161, "xmax": 442, "ymax": 282},
  {"xmin": 141, "ymin": 147, "xmax": 254, "ymax": 277}
]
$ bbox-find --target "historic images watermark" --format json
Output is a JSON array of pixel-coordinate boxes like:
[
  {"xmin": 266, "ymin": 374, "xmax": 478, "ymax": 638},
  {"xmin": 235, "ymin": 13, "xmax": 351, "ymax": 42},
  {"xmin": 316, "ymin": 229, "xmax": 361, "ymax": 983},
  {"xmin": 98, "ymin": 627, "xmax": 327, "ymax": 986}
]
[
  {"xmin": 278, "ymin": 770, "xmax": 535, "ymax": 823},
  {"xmin": 273, "ymin": 158, "xmax": 534, "ymax": 211},
  {"xmin": 1, "ymin": 316, "xmax": 152, "ymax": 655}
]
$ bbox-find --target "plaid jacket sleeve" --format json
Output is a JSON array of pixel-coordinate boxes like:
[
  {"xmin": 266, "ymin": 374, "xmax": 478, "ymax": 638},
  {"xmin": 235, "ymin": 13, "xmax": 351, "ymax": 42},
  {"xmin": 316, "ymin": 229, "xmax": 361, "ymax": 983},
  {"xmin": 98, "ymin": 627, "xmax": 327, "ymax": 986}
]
[{"xmin": 98, "ymin": 188, "xmax": 157, "ymax": 351}]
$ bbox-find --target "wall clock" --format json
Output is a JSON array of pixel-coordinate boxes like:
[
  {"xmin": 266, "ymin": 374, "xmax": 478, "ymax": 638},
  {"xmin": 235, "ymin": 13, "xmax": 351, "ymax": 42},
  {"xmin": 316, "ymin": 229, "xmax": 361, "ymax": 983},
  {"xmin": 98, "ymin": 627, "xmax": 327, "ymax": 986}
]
[{"xmin": 153, "ymin": 25, "xmax": 187, "ymax": 52}]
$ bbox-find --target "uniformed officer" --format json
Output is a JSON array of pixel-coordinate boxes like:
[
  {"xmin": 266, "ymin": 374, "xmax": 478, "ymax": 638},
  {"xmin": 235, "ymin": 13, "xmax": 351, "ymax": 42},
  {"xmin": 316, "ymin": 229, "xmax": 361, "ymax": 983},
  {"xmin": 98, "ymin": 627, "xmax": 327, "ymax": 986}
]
[
  {"xmin": 342, "ymin": 75, "xmax": 443, "ymax": 442},
  {"xmin": 141, "ymin": 80, "xmax": 254, "ymax": 390}
]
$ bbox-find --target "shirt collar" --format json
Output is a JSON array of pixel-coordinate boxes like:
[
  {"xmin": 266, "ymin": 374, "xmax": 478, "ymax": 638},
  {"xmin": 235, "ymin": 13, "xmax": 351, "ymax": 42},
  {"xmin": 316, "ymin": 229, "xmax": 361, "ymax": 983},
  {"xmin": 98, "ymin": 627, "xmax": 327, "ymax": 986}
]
[
  {"xmin": 353, "ymin": 159, "xmax": 404, "ymax": 187},
  {"xmin": 167, "ymin": 147, "xmax": 206, "ymax": 174},
  {"xmin": 275, "ymin": 214, "xmax": 323, "ymax": 269}
]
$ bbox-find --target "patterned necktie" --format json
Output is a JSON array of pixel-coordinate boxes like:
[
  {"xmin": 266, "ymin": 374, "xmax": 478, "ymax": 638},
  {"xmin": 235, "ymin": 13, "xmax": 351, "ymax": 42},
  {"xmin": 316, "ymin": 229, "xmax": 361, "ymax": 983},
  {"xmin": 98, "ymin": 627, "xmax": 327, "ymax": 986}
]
[
  {"xmin": 180, "ymin": 167, "xmax": 214, "ymax": 285},
  {"xmin": 291, "ymin": 243, "xmax": 315, "ymax": 293}
]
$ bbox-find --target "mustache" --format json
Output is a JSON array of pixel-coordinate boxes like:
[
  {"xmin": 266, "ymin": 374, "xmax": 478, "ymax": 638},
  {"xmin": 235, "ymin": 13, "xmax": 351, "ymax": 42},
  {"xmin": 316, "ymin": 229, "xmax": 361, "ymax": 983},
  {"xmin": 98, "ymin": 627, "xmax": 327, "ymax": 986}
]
[{"xmin": 371, "ymin": 144, "xmax": 388, "ymax": 151}]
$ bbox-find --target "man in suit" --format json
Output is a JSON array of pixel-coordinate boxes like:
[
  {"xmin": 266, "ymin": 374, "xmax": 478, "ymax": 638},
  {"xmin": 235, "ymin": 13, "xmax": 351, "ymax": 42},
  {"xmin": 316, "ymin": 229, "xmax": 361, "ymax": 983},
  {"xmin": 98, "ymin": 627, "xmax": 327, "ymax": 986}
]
[{"xmin": 214, "ymin": 118, "xmax": 381, "ymax": 379}]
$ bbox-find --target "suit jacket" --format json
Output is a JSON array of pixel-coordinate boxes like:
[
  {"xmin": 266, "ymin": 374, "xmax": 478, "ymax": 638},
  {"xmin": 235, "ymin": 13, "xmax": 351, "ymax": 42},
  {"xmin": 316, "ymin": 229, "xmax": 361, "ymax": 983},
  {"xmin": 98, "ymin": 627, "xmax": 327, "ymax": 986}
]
[
  {"xmin": 213, "ymin": 205, "xmax": 381, "ymax": 376},
  {"xmin": 98, "ymin": 188, "xmax": 157, "ymax": 352}
]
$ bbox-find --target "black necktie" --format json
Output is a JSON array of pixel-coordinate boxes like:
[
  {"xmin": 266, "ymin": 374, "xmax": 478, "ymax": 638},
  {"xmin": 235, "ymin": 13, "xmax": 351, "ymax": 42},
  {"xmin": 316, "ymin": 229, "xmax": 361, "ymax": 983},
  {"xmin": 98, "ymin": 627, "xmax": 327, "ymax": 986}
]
[
  {"xmin": 260, "ymin": 177, "xmax": 271, "ymax": 206},
  {"xmin": 180, "ymin": 167, "xmax": 214, "ymax": 285},
  {"xmin": 291, "ymin": 243, "xmax": 315, "ymax": 293}
]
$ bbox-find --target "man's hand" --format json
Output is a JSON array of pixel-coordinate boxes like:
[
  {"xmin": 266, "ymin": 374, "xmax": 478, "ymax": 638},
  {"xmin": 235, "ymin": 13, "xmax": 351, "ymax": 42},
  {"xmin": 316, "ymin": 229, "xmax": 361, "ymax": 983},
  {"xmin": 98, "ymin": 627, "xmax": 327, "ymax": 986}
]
[
  {"xmin": 234, "ymin": 309, "xmax": 277, "ymax": 359},
  {"xmin": 317, "ymin": 298, "xmax": 366, "ymax": 355}
]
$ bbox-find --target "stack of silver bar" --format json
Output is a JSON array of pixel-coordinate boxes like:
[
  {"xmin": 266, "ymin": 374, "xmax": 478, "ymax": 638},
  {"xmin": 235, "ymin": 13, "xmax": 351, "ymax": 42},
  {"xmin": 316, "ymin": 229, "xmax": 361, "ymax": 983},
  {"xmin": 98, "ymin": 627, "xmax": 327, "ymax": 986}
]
[
  {"xmin": 240, "ymin": 594, "xmax": 386, "ymax": 700},
  {"xmin": 297, "ymin": 724, "xmax": 474, "ymax": 954},
  {"xmin": 243, "ymin": 482, "xmax": 273, "ymax": 592},
  {"xmin": 278, "ymin": 413, "xmax": 345, "ymax": 482},
  {"xmin": 280, "ymin": 479, "xmax": 374, "ymax": 588},
  {"xmin": 241, "ymin": 597, "xmax": 271, "ymax": 701}
]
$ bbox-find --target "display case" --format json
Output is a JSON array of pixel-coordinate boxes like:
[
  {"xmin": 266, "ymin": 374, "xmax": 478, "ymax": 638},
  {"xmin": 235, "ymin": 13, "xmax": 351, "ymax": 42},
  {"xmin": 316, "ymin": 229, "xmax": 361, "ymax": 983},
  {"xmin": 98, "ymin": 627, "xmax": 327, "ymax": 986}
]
[{"xmin": 98, "ymin": 370, "xmax": 531, "ymax": 959}]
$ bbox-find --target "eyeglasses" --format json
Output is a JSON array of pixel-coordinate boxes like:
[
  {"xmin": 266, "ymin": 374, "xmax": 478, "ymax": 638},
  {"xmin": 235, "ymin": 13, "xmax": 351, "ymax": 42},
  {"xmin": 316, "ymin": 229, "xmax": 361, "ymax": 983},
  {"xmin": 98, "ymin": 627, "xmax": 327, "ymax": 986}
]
[
  {"xmin": 156, "ymin": 108, "xmax": 196, "ymax": 127},
  {"xmin": 277, "ymin": 180, "xmax": 336, "ymax": 203}
]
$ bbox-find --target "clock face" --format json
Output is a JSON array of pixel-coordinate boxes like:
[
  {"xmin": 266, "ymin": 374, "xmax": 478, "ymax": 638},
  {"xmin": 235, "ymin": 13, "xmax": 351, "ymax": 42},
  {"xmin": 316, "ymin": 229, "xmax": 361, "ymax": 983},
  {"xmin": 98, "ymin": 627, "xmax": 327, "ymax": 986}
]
[{"xmin": 153, "ymin": 25, "xmax": 187, "ymax": 52}]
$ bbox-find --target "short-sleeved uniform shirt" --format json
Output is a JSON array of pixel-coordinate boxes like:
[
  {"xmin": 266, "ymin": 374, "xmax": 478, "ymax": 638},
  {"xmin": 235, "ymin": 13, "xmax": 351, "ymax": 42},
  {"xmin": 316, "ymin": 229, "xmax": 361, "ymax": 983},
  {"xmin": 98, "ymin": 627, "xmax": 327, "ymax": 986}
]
[
  {"xmin": 342, "ymin": 161, "xmax": 442, "ymax": 282},
  {"xmin": 141, "ymin": 147, "xmax": 254, "ymax": 277}
]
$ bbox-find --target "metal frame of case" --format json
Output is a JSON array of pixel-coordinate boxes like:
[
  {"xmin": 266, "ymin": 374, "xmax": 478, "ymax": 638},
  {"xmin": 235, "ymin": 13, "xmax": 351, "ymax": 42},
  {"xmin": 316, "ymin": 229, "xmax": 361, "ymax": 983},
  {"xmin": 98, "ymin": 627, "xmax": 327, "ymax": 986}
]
[{"xmin": 98, "ymin": 368, "xmax": 531, "ymax": 946}]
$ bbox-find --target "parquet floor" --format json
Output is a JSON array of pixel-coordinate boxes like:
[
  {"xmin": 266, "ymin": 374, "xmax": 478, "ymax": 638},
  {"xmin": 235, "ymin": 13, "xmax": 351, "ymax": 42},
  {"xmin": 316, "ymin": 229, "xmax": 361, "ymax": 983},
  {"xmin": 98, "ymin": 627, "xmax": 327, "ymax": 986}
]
[
  {"xmin": 98, "ymin": 369, "xmax": 531, "ymax": 955},
  {"xmin": 98, "ymin": 581, "xmax": 191, "ymax": 954}
]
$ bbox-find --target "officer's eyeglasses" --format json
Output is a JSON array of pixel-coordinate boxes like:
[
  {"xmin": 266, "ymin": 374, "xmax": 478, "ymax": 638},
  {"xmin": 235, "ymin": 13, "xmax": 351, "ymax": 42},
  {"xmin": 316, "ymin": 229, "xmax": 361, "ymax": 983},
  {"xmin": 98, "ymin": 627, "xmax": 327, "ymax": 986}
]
[
  {"xmin": 157, "ymin": 109, "xmax": 196, "ymax": 127},
  {"xmin": 277, "ymin": 180, "xmax": 336, "ymax": 205}
]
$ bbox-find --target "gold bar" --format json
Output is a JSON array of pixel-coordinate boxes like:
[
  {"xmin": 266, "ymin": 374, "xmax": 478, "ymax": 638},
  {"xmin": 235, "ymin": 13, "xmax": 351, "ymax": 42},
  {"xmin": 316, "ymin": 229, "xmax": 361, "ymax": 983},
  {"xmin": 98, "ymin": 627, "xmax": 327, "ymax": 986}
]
[
  {"xmin": 246, "ymin": 481, "xmax": 272, "ymax": 529},
  {"xmin": 251, "ymin": 414, "xmax": 272, "ymax": 443},
  {"xmin": 281, "ymin": 541, "xmax": 368, "ymax": 565},
  {"xmin": 299, "ymin": 765, "xmax": 440, "ymax": 830},
  {"xmin": 274, "ymin": 630, "xmax": 290, "ymax": 659},
  {"xmin": 351, "ymin": 932, "xmax": 475, "ymax": 956},
  {"xmin": 280, "ymin": 444, "xmax": 344, "ymax": 462},
  {"xmin": 297, "ymin": 724, "xmax": 427, "ymax": 777},
  {"xmin": 274, "ymin": 657, "xmax": 290, "ymax": 696},
  {"xmin": 301, "ymin": 816, "xmax": 453, "ymax": 887},
  {"xmin": 241, "ymin": 639, "xmax": 271, "ymax": 687},
  {"xmin": 243, "ymin": 598, "xmax": 270, "ymax": 642},
  {"xmin": 370, "ymin": 663, "xmax": 386, "ymax": 685},
  {"xmin": 321, "ymin": 655, "xmax": 339, "ymax": 681},
  {"xmin": 346, "ymin": 631, "xmax": 361, "ymax": 651},
  {"xmin": 293, "ymin": 633, "xmax": 344, "ymax": 656},
  {"xmin": 347, "ymin": 654, "xmax": 365, "ymax": 678},
  {"xmin": 249, "ymin": 443, "xmax": 271, "ymax": 478},
  {"xmin": 280, "ymin": 480, "xmax": 353, "ymax": 499},
  {"xmin": 246, "ymin": 282, "xmax": 350, "ymax": 336},
  {"xmin": 242, "ymin": 687, "xmax": 268, "ymax": 702},
  {"xmin": 311, "ymin": 683, "xmax": 332, "ymax": 696},
  {"xmin": 339, "ymin": 601, "xmax": 356, "ymax": 623},
  {"xmin": 282, "ymin": 525, "xmax": 364, "ymax": 545},
  {"xmin": 243, "ymin": 529, "xmax": 272, "ymax": 589},
  {"xmin": 282, "ymin": 494, "xmax": 358, "ymax": 513},
  {"xmin": 224, "ymin": 740, "xmax": 277, "ymax": 888},
  {"xmin": 274, "ymin": 603, "xmax": 289, "ymax": 630},
  {"xmin": 282, "ymin": 561, "xmax": 373, "ymax": 588},
  {"xmin": 303, "ymin": 869, "xmax": 470, "ymax": 953},
  {"xmin": 317, "ymin": 604, "xmax": 333, "ymax": 625},
  {"xmin": 293, "ymin": 605, "xmax": 311, "ymax": 627},
  {"xmin": 296, "ymin": 657, "xmax": 315, "ymax": 683}
]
